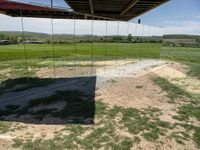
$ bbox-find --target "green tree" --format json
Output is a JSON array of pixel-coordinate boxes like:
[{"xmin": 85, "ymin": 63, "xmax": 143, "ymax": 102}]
[{"xmin": 127, "ymin": 34, "xmax": 132, "ymax": 42}]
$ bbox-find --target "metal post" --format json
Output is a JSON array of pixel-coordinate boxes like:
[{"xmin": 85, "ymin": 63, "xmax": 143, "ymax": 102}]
[
  {"xmin": 90, "ymin": 19, "xmax": 94, "ymax": 75},
  {"xmin": 104, "ymin": 20, "xmax": 108, "ymax": 73},
  {"xmin": 73, "ymin": 17, "xmax": 77, "ymax": 77},
  {"xmin": 125, "ymin": 22, "xmax": 130, "ymax": 71},
  {"xmin": 135, "ymin": 22, "xmax": 137, "ymax": 37},
  {"xmin": 50, "ymin": 0, "xmax": 56, "ymax": 78},
  {"xmin": 115, "ymin": 21, "xmax": 119, "ymax": 71},
  {"xmin": 20, "ymin": 9, "xmax": 28, "ymax": 77}
]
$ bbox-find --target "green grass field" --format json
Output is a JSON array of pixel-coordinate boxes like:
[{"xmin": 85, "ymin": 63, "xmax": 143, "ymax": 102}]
[
  {"xmin": 1, "ymin": 43, "xmax": 199, "ymax": 63},
  {"xmin": 0, "ymin": 43, "xmax": 160, "ymax": 61},
  {"xmin": 0, "ymin": 43, "xmax": 200, "ymax": 80},
  {"xmin": 161, "ymin": 46, "xmax": 200, "ymax": 64}
]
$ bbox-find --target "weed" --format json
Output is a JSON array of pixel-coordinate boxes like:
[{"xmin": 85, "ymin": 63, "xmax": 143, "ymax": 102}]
[
  {"xmin": 136, "ymin": 85, "xmax": 143, "ymax": 89},
  {"xmin": 0, "ymin": 121, "xmax": 11, "ymax": 134}
]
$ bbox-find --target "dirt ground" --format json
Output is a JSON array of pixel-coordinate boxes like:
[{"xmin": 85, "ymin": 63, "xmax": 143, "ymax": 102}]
[
  {"xmin": 36, "ymin": 59, "xmax": 136, "ymax": 78},
  {"xmin": 0, "ymin": 59, "xmax": 199, "ymax": 150}
]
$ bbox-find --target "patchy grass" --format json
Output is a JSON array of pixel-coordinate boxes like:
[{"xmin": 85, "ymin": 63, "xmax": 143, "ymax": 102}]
[
  {"xmin": 153, "ymin": 77, "xmax": 192, "ymax": 103},
  {"xmin": 0, "ymin": 121, "xmax": 11, "ymax": 134},
  {"xmin": 121, "ymin": 107, "xmax": 172, "ymax": 141},
  {"xmin": 186, "ymin": 62, "xmax": 200, "ymax": 80},
  {"xmin": 170, "ymin": 131, "xmax": 190, "ymax": 145},
  {"xmin": 10, "ymin": 99, "xmax": 172, "ymax": 150},
  {"xmin": 193, "ymin": 127, "xmax": 200, "ymax": 147},
  {"xmin": 173, "ymin": 102, "xmax": 200, "ymax": 122},
  {"xmin": 2, "ymin": 74, "xmax": 199, "ymax": 149},
  {"xmin": 153, "ymin": 76, "xmax": 200, "ymax": 148},
  {"xmin": 159, "ymin": 76, "xmax": 200, "ymax": 123},
  {"xmin": 174, "ymin": 123, "xmax": 200, "ymax": 148}
]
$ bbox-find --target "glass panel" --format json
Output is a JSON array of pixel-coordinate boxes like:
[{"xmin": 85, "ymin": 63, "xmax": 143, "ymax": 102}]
[
  {"xmin": 22, "ymin": 16, "xmax": 54, "ymax": 79},
  {"xmin": 0, "ymin": 12, "xmax": 28, "ymax": 86}
]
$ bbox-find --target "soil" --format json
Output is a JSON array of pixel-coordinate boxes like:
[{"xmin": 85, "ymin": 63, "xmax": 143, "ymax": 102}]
[{"xmin": 0, "ymin": 59, "xmax": 199, "ymax": 150}]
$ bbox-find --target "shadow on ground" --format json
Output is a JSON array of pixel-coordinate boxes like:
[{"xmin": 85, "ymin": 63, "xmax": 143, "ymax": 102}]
[{"xmin": 0, "ymin": 76, "xmax": 96, "ymax": 125}]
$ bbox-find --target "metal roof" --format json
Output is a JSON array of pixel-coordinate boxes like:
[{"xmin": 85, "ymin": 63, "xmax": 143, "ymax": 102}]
[
  {"xmin": 65, "ymin": 0, "xmax": 169, "ymax": 21},
  {"xmin": 0, "ymin": 0, "xmax": 169, "ymax": 21},
  {"xmin": 0, "ymin": 0, "xmax": 111, "ymax": 20}
]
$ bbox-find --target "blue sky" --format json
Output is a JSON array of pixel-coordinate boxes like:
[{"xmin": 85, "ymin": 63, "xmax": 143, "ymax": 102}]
[
  {"xmin": 1, "ymin": 0, "xmax": 200, "ymax": 35},
  {"xmin": 133, "ymin": 0, "xmax": 200, "ymax": 25},
  {"xmin": 134, "ymin": 0, "xmax": 200, "ymax": 35},
  {"xmin": 13, "ymin": 0, "xmax": 200, "ymax": 26}
]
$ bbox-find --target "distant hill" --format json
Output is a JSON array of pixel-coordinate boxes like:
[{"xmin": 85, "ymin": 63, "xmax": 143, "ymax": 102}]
[
  {"xmin": 0, "ymin": 31, "xmax": 78, "ymax": 41},
  {"xmin": 0, "ymin": 31, "xmax": 101, "ymax": 44},
  {"xmin": 163, "ymin": 34, "xmax": 200, "ymax": 39},
  {"xmin": 0, "ymin": 31, "xmax": 162, "ymax": 44},
  {"xmin": 163, "ymin": 34, "xmax": 200, "ymax": 48}
]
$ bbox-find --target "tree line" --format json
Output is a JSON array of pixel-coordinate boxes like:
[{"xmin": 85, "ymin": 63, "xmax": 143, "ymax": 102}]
[{"xmin": 0, "ymin": 32, "xmax": 162, "ymax": 44}]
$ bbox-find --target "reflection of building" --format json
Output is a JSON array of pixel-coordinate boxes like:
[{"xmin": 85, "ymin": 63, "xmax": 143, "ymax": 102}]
[
  {"xmin": 0, "ymin": 40, "xmax": 11, "ymax": 45},
  {"xmin": 23, "ymin": 40, "xmax": 43, "ymax": 44}
]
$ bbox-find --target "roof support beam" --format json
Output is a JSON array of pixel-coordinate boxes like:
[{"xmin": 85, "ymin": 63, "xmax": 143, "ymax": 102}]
[
  {"xmin": 89, "ymin": 0, "xmax": 94, "ymax": 15},
  {"xmin": 120, "ymin": 0, "xmax": 139, "ymax": 15}
]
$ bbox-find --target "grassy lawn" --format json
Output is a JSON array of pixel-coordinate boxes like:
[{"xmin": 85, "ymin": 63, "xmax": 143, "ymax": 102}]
[
  {"xmin": 0, "ymin": 43, "xmax": 160, "ymax": 61},
  {"xmin": 161, "ymin": 46, "xmax": 200, "ymax": 64},
  {"xmin": 161, "ymin": 46, "xmax": 200, "ymax": 79},
  {"xmin": 9, "ymin": 93, "xmax": 172, "ymax": 150}
]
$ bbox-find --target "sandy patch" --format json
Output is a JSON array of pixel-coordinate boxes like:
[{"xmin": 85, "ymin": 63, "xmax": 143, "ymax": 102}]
[
  {"xmin": 95, "ymin": 59, "xmax": 136, "ymax": 67},
  {"xmin": 152, "ymin": 65, "xmax": 186, "ymax": 78},
  {"xmin": 38, "ymin": 59, "xmax": 136, "ymax": 67},
  {"xmin": 171, "ymin": 78, "xmax": 200, "ymax": 94},
  {"xmin": 152, "ymin": 63, "xmax": 200, "ymax": 94},
  {"xmin": 36, "ymin": 59, "xmax": 136, "ymax": 78},
  {"xmin": 97, "ymin": 73, "xmax": 180, "ymax": 125},
  {"xmin": 0, "ymin": 68, "xmax": 11, "ymax": 75},
  {"xmin": 97, "ymin": 74, "xmax": 170, "ymax": 109},
  {"xmin": 132, "ymin": 138, "xmax": 198, "ymax": 150},
  {"xmin": 36, "ymin": 66, "xmax": 96, "ymax": 78},
  {"xmin": 132, "ymin": 124, "xmax": 197, "ymax": 150},
  {"xmin": 6, "ymin": 124, "xmax": 65, "ymax": 140}
]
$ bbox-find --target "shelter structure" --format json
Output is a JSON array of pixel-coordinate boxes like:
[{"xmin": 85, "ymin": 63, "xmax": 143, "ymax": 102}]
[{"xmin": 0, "ymin": 0, "xmax": 169, "ymax": 21}]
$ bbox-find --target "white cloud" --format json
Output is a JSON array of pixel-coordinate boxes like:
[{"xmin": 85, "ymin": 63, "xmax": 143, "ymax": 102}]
[
  {"xmin": 163, "ymin": 21, "xmax": 200, "ymax": 35},
  {"xmin": 0, "ymin": 14, "xmax": 163, "ymax": 36},
  {"xmin": 195, "ymin": 15, "xmax": 200, "ymax": 18},
  {"xmin": 0, "ymin": 14, "xmax": 199, "ymax": 36}
]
